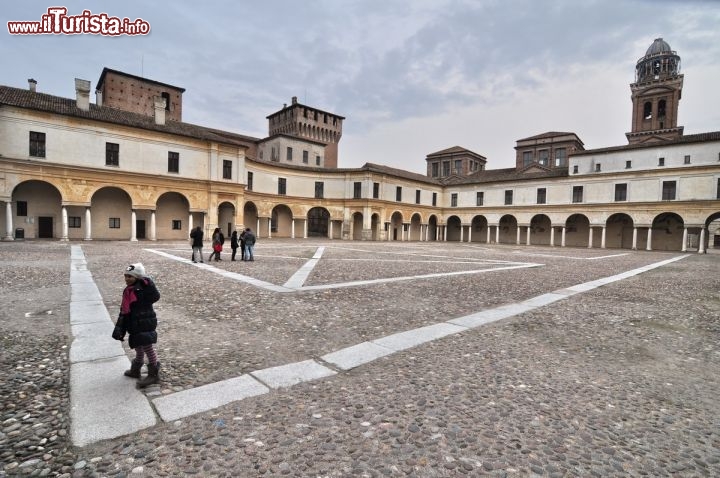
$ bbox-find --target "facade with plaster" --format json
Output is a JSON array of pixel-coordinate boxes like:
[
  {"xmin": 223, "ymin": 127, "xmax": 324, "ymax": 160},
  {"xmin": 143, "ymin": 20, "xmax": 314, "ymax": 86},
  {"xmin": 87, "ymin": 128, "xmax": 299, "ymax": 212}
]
[{"xmin": 0, "ymin": 38, "xmax": 718, "ymax": 252}]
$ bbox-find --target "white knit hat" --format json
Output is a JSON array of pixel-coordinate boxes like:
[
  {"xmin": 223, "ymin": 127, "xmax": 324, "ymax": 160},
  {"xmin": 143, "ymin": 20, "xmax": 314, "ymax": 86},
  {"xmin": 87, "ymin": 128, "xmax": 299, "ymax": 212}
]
[{"xmin": 124, "ymin": 263, "xmax": 146, "ymax": 278}]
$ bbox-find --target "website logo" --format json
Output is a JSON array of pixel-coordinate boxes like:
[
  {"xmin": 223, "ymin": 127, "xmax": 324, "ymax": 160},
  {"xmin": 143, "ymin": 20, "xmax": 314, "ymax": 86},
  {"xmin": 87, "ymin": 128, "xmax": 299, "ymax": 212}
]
[{"xmin": 7, "ymin": 7, "xmax": 151, "ymax": 36}]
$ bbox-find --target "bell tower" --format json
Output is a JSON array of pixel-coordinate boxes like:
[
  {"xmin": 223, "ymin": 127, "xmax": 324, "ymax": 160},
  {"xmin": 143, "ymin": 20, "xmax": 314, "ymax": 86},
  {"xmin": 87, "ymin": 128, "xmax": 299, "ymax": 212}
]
[{"xmin": 626, "ymin": 38, "xmax": 683, "ymax": 144}]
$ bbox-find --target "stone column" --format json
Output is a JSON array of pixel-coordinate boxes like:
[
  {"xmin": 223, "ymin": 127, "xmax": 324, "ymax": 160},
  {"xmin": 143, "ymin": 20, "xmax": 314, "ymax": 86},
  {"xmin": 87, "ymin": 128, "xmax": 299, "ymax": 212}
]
[
  {"xmin": 329, "ymin": 221, "xmax": 333, "ymax": 240},
  {"xmin": 304, "ymin": 220, "xmax": 308, "ymax": 239},
  {"xmin": 460, "ymin": 225, "xmax": 464, "ymax": 243},
  {"xmin": 588, "ymin": 227, "xmax": 594, "ymax": 249},
  {"xmin": 188, "ymin": 213, "xmax": 193, "ymax": 235},
  {"xmin": 291, "ymin": 219, "xmax": 296, "ymax": 239},
  {"xmin": 468, "ymin": 225, "xmax": 472, "ymax": 243},
  {"xmin": 526, "ymin": 226, "xmax": 531, "ymax": 246},
  {"xmin": 681, "ymin": 227, "xmax": 688, "ymax": 252},
  {"xmin": 131, "ymin": 210, "xmax": 137, "ymax": 242},
  {"xmin": 495, "ymin": 225, "xmax": 500, "ymax": 244},
  {"xmin": 516, "ymin": 227, "xmax": 521, "ymax": 245},
  {"xmin": 601, "ymin": 226, "xmax": 606, "ymax": 249},
  {"xmin": 699, "ymin": 227, "xmax": 706, "ymax": 254},
  {"xmin": 486, "ymin": 226, "xmax": 491, "ymax": 244},
  {"xmin": 256, "ymin": 218, "xmax": 260, "ymax": 238},
  {"xmin": 84, "ymin": 207, "xmax": 92, "ymax": 241},
  {"xmin": 646, "ymin": 227, "xmax": 652, "ymax": 251},
  {"xmin": 550, "ymin": 226, "xmax": 555, "ymax": 247},
  {"xmin": 4, "ymin": 202, "xmax": 14, "ymax": 240},
  {"xmin": 61, "ymin": 206, "xmax": 69, "ymax": 241},
  {"xmin": 150, "ymin": 211, "xmax": 157, "ymax": 241},
  {"xmin": 267, "ymin": 217, "xmax": 272, "ymax": 238},
  {"xmin": 561, "ymin": 227, "xmax": 566, "ymax": 247},
  {"xmin": 632, "ymin": 227, "xmax": 638, "ymax": 250}
]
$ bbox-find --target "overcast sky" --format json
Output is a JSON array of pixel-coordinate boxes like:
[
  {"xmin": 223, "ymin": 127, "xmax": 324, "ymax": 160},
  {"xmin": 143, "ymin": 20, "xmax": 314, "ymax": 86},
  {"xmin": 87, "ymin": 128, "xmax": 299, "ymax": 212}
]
[{"xmin": 3, "ymin": 1, "xmax": 719, "ymax": 174}]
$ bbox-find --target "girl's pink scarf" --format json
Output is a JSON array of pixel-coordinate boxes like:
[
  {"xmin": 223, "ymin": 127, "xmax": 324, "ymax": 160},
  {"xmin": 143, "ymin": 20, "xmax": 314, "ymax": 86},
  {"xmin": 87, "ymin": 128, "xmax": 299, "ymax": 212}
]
[{"xmin": 120, "ymin": 284, "xmax": 138, "ymax": 315}]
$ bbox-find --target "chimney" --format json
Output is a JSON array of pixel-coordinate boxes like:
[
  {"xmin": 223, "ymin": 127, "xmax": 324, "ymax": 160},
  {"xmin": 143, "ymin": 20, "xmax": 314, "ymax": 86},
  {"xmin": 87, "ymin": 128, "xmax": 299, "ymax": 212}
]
[
  {"xmin": 74, "ymin": 78, "xmax": 91, "ymax": 111},
  {"xmin": 292, "ymin": 96, "xmax": 298, "ymax": 105},
  {"xmin": 28, "ymin": 79, "xmax": 37, "ymax": 92},
  {"xmin": 95, "ymin": 90, "xmax": 103, "ymax": 107},
  {"xmin": 153, "ymin": 96, "xmax": 166, "ymax": 125}
]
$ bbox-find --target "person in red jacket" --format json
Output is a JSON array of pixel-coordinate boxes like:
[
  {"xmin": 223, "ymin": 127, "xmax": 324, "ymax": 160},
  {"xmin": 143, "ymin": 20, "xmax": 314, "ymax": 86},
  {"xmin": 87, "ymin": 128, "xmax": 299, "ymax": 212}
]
[{"xmin": 112, "ymin": 263, "xmax": 162, "ymax": 388}]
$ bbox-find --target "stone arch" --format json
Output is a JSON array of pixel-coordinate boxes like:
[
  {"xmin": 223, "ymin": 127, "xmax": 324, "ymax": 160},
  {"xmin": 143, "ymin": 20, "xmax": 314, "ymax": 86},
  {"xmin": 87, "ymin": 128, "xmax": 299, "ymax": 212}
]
[
  {"xmin": 606, "ymin": 213, "xmax": 635, "ymax": 249},
  {"xmin": 428, "ymin": 215, "xmax": 439, "ymax": 241},
  {"xmin": 91, "ymin": 186, "xmax": 132, "ymax": 240},
  {"xmin": 352, "ymin": 212, "xmax": 363, "ymax": 240},
  {"xmin": 244, "ymin": 201, "xmax": 259, "ymax": 233},
  {"xmin": 565, "ymin": 214, "xmax": 590, "ymax": 247},
  {"xmin": 308, "ymin": 207, "xmax": 330, "ymax": 237},
  {"xmin": 446, "ymin": 215, "xmax": 462, "ymax": 241},
  {"xmin": 498, "ymin": 214, "xmax": 518, "ymax": 244},
  {"xmin": 705, "ymin": 211, "xmax": 720, "ymax": 251},
  {"xmin": 271, "ymin": 204, "xmax": 294, "ymax": 237},
  {"xmin": 218, "ymin": 201, "xmax": 235, "ymax": 237},
  {"xmin": 155, "ymin": 192, "xmax": 190, "ymax": 241},
  {"xmin": 471, "ymin": 215, "xmax": 488, "ymax": 243},
  {"xmin": 651, "ymin": 212, "xmax": 684, "ymax": 251},
  {"xmin": 10, "ymin": 180, "xmax": 62, "ymax": 239},
  {"xmin": 530, "ymin": 214, "xmax": 552, "ymax": 245},
  {"xmin": 390, "ymin": 211, "xmax": 403, "ymax": 240},
  {"xmin": 409, "ymin": 213, "xmax": 422, "ymax": 240}
]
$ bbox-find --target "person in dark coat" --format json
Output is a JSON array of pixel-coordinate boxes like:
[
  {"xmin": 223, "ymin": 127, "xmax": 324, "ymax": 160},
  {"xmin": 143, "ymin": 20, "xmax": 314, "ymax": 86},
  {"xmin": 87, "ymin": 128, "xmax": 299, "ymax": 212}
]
[
  {"xmin": 230, "ymin": 230, "xmax": 239, "ymax": 261},
  {"xmin": 239, "ymin": 228, "xmax": 247, "ymax": 261},
  {"xmin": 190, "ymin": 226, "xmax": 204, "ymax": 263},
  {"xmin": 243, "ymin": 228, "xmax": 256, "ymax": 261},
  {"xmin": 112, "ymin": 263, "xmax": 162, "ymax": 388},
  {"xmin": 208, "ymin": 227, "xmax": 223, "ymax": 261}
]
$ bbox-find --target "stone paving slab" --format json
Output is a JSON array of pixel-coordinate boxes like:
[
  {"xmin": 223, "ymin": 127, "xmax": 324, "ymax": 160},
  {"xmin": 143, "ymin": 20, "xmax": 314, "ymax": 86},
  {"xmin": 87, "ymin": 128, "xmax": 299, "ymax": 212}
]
[
  {"xmin": 372, "ymin": 322, "xmax": 467, "ymax": 352},
  {"xmin": 70, "ymin": 357, "xmax": 156, "ymax": 447},
  {"xmin": 69, "ymin": 301, "xmax": 111, "ymax": 325},
  {"xmin": 69, "ymin": 325, "xmax": 124, "ymax": 363},
  {"xmin": 69, "ymin": 282, "xmax": 103, "ymax": 302},
  {"xmin": 321, "ymin": 341, "xmax": 396, "ymax": 370},
  {"xmin": 153, "ymin": 374, "xmax": 270, "ymax": 422},
  {"xmin": 250, "ymin": 359, "xmax": 337, "ymax": 388}
]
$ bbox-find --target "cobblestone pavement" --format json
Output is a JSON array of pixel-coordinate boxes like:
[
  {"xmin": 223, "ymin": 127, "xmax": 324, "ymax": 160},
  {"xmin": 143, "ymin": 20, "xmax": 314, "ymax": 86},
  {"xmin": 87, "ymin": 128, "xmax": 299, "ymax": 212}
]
[{"xmin": 1, "ymin": 239, "xmax": 719, "ymax": 477}]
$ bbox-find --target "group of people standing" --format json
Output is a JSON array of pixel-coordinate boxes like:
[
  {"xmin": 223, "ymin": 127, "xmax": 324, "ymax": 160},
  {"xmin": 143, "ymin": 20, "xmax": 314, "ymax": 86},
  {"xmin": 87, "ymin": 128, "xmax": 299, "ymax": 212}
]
[{"xmin": 189, "ymin": 226, "xmax": 256, "ymax": 263}]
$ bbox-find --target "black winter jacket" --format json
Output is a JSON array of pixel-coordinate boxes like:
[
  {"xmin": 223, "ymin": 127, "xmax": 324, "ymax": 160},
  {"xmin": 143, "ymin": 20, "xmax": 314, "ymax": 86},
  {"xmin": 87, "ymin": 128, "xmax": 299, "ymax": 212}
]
[{"xmin": 117, "ymin": 278, "xmax": 160, "ymax": 349}]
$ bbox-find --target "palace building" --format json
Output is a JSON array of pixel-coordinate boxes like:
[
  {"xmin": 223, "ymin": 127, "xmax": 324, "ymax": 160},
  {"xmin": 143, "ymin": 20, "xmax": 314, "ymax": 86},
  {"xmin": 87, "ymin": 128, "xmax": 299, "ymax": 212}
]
[{"xmin": 1, "ymin": 38, "xmax": 718, "ymax": 251}]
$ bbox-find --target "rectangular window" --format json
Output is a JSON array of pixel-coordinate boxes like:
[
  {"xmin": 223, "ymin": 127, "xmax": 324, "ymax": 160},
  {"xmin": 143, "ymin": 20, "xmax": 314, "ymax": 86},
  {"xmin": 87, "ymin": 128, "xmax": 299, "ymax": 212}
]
[
  {"xmin": 314, "ymin": 181, "xmax": 324, "ymax": 199},
  {"xmin": 614, "ymin": 183, "xmax": 627, "ymax": 201},
  {"xmin": 476, "ymin": 191, "xmax": 484, "ymax": 206},
  {"xmin": 29, "ymin": 131, "xmax": 46, "ymax": 158},
  {"xmin": 105, "ymin": 142, "xmax": 119, "ymax": 166},
  {"xmin": 625, "ymin": 160, "xmax": 632, "ymax": 169},
  {"xmin": 373, "ymin": 182, "xmax": 379, "ymax": 199},
  {"xmin": 523, "ymin": 151, "xmax": 532, "ymax": 167},
  {"xmin": 451, "ymin": 193, "xmax": 458, "ymax": 207},
  {"xmin": 555, "ymin": 148, "xmax": 566, "ymax": 167},
  {"xmin": 442, "ymin": 161, "xmax": 450, "ymax": 177},
  {"xmin": 538, "ymin": 150, "xmax": 549, "ymax": 166},
  {"xmin": 432, "ymin": 192, "xmax": 437, "ymax": 206},
  {"xmin": 395, "ymin": 186, "xmax": 402, "ymax": 202},
  {"xmin": 431, "ymin": 163, "xmax": 439, "ymax": 177},
  {"xmin": 222, "ymin": 160, "xmax": 232, "ymax": 179},
  {"xmin": 537, "ymin": 188, "xmax": 546, "ymax": 204},
  {"xmin": 595, "ymin": 163, "xmax": 601, "ymax": 172},
  {"xmin": 658, "ymin": 157, "xmax": 665, "ymax": 166},
  {"xmin": 278, "ymin": 177, "xmax": 287, "ymax": 195},
  {"xmin": 316, "ymin": 155, "xmax": 321, "ymax": 166},
  {"xmin": 271, "ymin": 146, "xmax": 278, "ymax": 161},
  {"xmin": 303, "ymin": 150, "xmax": 309, "ymax": 164},
  {"xmin": 69, "ymin": 216, "xmax": 81, "ymax": 228},
  {"xmin": 684, "ymin": 155, "xmax": 691, "ymax": 164},
  {"xmin": 168, "ymin": 151, "xmax": 179, "ymax": 173},
  {"xmin": 572, "ymin": 186, "xmax": 584, "ymax": 203},
  {"xmin": 504, "ymin": 190, "xmax": 513, "ymax": 205},
  {"xmin": 415, "ymin": 189, "xmax": 421, "ymax": 204},
  {"xmin": 572, "ymin": 165, "xmax": 579, "ymax": 174},
  {"xmin": 353, "ymin": 182, "xmax": 362, "ymax": 199},
  {"xmin": 286, "ymin": 147, "xmax": 293, "ymax": 161},
  {"xmin": 454, "ymin": 160, "xmax": 462, "ymax": 174},
  {"xmin": 17, "ymin": 201, "xmax": 28, "ymax": 216},
  {"xmin": 662, "ymin": 180, "xmax": 676, "ymax": 200},
  {"xmin": 717, "ymin": 178, "xmax": 720, "ymax": 199},
  {"xmin": 247, "ymin": 172, "xmax": 253, "ymax": 191},
  {"xmin": 172, "ymin": 220, "xmax": 182, "ymax": 230},
  {"xmin": 109, "ymin": 218, "xmax": 120, "ymax": 228}
]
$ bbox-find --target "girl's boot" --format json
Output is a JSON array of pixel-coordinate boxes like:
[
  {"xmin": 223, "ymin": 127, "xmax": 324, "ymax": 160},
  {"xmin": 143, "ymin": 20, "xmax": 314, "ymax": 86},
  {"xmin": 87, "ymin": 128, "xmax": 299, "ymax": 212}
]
[
  {"xmin": 124, "ymin": 360, "xmax": 143, "ymax": 379},
  {"xmin": 137, "ymin": 362, "xmax": 160, "ymax": 388}
]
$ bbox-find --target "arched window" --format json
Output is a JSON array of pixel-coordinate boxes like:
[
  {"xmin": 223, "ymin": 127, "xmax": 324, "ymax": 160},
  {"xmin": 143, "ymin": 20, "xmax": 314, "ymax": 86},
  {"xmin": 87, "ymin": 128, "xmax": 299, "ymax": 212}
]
[
  {"xmin": 658, "ymin": 99, "xmax": 666, "ymax": 119},
  {"xmin": 643, "ymin": 102, "xmax": 652, "ymax": 120}
]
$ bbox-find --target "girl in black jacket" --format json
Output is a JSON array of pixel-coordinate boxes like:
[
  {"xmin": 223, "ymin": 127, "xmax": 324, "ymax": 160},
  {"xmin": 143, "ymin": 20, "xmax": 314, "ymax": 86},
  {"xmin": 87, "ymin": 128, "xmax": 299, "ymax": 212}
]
[{"xmin": 112, "ymin": 263, "xmax": 162, "ymax": 388}]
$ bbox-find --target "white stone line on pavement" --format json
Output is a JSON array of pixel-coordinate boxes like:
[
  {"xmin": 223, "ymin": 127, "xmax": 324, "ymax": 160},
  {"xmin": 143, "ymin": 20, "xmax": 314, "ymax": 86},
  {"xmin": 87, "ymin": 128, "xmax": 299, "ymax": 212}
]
[
  {"xmin": 146, "ymin": 248, "xmax": 294, "ymax": 292},
  {"xmin": 283, "ymin": 247, "xmax": 325, "ymax": 288},
  {"xmin": 512, "ymin": 251, "xmax": 630, "ymax": 260},
  {"xmin": 250, "ymin": 359, "xmax": 337, "ymax": 389},
  {"xmin": 143, "ymin": 253, "xmax": 690, "ymax": 425},
  {"xmin": 153, "ymin": 375, "xmax": 269, "ymax": 423},
  {"xmin": 69, "ymin": 246, "xmax": 157, "ymax": 447},
  {"xmin": 298, "ymin": 262, "xmax": 543, "ymax": 291}
]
